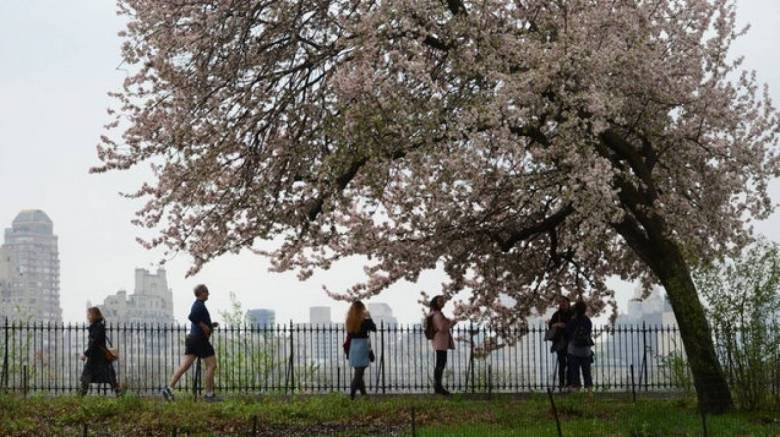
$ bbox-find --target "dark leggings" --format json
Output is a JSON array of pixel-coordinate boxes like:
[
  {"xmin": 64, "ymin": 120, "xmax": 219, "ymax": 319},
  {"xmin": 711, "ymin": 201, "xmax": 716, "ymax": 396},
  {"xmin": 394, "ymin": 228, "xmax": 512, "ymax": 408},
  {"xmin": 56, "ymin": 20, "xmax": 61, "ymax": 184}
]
[
  {"xmin": 434, "ymin": 350, "xmax": 447, "ymax": 389},
  {"xmin": 555, "ymin": 351, "xmax": 567, "ymax": 388},
  {"xmin": 350, "ymin": 366, "xmax": 367, "ymax": 398}
]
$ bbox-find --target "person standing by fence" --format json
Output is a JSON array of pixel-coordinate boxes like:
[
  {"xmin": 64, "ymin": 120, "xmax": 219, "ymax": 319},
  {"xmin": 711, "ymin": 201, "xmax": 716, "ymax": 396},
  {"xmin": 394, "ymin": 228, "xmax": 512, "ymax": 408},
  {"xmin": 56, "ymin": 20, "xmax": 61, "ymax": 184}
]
[
  {"xmin": 344, "ymin": 301, "xmax": 376, "ymax": 400},
  {"xmin": 161, "ymin": 284, "xmax": 220, "ymax": 402},
  {"xmin": 427, "ymin": 295, "xmax": 455, "ymax": 396},
  {"xmin": 548, "ymin": 297, "xmax": 572, "ymax": 390},
  {"xmin": 80, "ymin": 307, "xmax": 121, "ymax": 396},
  {"xmin": 565, "ymin": 300, "xmax": 594, "ymax": 392}
]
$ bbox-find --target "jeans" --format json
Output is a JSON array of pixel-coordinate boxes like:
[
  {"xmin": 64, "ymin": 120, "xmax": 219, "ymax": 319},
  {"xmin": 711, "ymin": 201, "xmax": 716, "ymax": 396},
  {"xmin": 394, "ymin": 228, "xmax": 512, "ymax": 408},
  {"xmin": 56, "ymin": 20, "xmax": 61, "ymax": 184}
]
[{"xmin": 566, "ymin": 354, "xmax": 593, "ymax": 388}]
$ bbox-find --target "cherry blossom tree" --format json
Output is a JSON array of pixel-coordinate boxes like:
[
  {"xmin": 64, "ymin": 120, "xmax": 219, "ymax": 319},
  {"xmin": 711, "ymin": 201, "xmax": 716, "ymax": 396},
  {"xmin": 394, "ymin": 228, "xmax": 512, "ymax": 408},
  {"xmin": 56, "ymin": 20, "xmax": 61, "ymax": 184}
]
[{"xmin": 95, "ymin": 0, "xmax": 780, "ymax": 412}]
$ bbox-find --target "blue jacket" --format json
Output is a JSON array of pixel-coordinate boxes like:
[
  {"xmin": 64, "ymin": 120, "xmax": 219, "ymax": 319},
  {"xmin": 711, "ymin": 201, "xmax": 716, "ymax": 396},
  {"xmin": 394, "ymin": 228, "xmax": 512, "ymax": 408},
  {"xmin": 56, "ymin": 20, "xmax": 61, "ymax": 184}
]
[{"xmin": 188, "ymin": 299, "xmax": 212, "ymax": 336}]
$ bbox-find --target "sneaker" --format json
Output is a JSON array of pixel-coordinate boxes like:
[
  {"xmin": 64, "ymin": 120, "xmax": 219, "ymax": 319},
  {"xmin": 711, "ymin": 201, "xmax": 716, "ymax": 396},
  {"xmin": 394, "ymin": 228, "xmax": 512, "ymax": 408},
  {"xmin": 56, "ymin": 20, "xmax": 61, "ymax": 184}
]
[
  {"xmin": 203, "ymin": 393, "xmax": 221, "ymax": 403},
  {"xmin": 161, "ymin": 386, "xmax": 175, "ymax": 401}
]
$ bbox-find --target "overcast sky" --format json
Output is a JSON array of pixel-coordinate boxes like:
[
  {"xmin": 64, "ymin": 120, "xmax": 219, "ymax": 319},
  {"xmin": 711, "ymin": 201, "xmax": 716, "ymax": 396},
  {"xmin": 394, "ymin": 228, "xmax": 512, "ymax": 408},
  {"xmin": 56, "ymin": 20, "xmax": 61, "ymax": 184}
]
[{"xmin": 1, "ymin": 1, "xmax": 779, "ymax": 325}]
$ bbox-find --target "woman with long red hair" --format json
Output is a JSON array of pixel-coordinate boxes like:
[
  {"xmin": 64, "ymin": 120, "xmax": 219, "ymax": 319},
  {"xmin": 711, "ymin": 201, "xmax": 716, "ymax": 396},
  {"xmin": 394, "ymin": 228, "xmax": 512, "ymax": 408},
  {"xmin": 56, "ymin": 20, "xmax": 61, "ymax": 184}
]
[{"xmin": 344, "ymin": 301, "xmax": 376, "ymax": 400}]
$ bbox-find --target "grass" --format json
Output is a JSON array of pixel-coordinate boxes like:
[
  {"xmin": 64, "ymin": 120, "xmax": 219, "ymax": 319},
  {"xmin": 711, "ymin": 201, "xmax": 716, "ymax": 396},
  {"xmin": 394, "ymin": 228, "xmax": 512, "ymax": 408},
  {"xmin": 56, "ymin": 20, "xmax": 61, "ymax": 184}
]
[{"xmin": 0, "ymin": 392, "xmax": 778, "ymax": 436}]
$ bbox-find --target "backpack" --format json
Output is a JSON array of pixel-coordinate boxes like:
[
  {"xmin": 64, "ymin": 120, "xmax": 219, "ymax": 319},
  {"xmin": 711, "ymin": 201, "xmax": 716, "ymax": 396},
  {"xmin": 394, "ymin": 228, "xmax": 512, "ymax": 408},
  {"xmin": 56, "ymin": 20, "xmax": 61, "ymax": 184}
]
[
  {"xmin": 572, "ymin": 319, "xmax": 594, "ymax": 347},
  {"xmin": 424, "ymin": 314, "xmax": 436, "ymax": 340}
]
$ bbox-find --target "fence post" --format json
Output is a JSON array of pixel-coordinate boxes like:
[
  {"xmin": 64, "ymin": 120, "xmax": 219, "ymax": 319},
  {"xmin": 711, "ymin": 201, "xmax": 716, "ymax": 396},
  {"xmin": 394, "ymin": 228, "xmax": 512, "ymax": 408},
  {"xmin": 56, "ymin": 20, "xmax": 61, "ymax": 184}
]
[
  {"xmin": 488, "ymin": 364, "xmax": 493, "ymax": 398},
  {"xmin": 82, "ymin": 423, "xmax": 88, "ymax": 437},
  {"xmin": 700, "ymin": 407, "xmax": 708, "ymax": 437},
  {"xmin": 547, "ymin": 388, "xmax": 563, "ymax": 437},
  {"xmin": 2, "ymin": 317, "xmax": 7, "ymax": 390},
  {"xmin": 380, "ymin": 321, "xmax": 386, "ymax": 394},
  {"xmin": 23, "ymin": 365, "xmax": 28, "ymax": 398},
  {"xmin": 642, "ymin": 322, "xmax": 648, "ymax": 391},
  {"xmin": 252, "ymin": 414, "xmax": 258, "ymax": 436},
  {"xmin": 288, "ymin": 320, "xmax": 295, "ymax": 394},
  {"xmin": 411, "ymin": 405, "xmax": 416, "ymax": 437},
  {"xmin": 469, "ymin": 323, "xmax": 475, "ymax": 394},
  {"xmin": 630, "ymin": 364, "xmax": 636, "ymax": 403}
]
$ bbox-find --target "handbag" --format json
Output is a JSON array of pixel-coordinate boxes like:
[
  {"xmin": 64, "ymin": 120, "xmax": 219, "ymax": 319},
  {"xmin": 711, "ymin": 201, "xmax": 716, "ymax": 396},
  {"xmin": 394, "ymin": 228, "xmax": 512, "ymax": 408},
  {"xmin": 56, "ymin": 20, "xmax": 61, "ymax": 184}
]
[
  {"xmin": 102, "ymin": 334, "xmax": 119, "ymax": 363},
  {"xmin": 368, "ymin": 337, "xmax": 375, "ymax": 363},
  {"xmin": 343, "ymin": 333, "xmax": 352, "ymax": 358},
  {"xmin": 544, "ymin": 327, "xmax": 557, "ymax": 341}
]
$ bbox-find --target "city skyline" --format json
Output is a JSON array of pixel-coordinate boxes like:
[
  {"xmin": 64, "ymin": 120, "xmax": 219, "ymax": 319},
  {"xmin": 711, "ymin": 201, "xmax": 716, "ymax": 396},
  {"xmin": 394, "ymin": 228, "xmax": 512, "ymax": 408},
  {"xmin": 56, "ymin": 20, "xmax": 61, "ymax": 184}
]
[{"xmin": 1, "ymin": 2, "xmax": 780, "ymax": 326}]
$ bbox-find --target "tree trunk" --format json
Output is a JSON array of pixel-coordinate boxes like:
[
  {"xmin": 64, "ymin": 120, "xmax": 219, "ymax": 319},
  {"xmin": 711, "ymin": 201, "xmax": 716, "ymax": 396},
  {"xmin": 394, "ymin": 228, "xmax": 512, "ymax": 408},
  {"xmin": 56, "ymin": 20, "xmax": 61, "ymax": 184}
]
[{"xmin": 648, "ymin": 239, "xmax": 734, "ymax": 413}]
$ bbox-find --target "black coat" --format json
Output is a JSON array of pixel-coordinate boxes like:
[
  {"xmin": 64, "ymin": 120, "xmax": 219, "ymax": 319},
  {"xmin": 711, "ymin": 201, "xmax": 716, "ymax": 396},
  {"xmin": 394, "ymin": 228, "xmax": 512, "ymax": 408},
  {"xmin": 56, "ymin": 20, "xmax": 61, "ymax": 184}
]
[
  {"xmin": 549, "ymin": 309, "xmax": 573, "ymax": 352},
  {"xmin": 349, "ymin": 318, "xmax": 377, "ymax": 339},
  {"xmin": 81, "ymin": 320, "xmax": 116, "ymax": 384}
]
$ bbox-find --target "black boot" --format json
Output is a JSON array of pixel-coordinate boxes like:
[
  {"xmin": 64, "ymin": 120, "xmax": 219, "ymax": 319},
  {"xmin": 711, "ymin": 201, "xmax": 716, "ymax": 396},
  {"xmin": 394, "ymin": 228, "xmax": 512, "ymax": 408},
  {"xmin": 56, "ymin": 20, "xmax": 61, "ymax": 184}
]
[
  {"xmin": 433, "ymin": 368, "xmax": 450, "ymax": 395},
  {"xmin": 350, "ymin": 376, "xmax": 358, "ymax": 400},
  {"xmin": 358, "ymin": 378, "xmax": 367, "ymax": 396}
]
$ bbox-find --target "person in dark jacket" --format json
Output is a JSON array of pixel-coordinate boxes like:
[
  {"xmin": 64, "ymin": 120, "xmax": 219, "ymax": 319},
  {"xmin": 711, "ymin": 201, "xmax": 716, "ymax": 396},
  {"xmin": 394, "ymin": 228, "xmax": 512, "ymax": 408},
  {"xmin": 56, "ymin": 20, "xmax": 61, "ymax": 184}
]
[
  {"xmin": 565, "ymin": 300, "xmax": 594, "ymax": 391},
  {"xmin": 345, "ymin": 301, "xmax": 376, "ymax": 400},
  {"xmin": 548, "ymin": 297, "xmax": 572, "ymax": 389},
  {"xmin": 80, "ymin": 307, "xmax": 120, "ymax": 396},
  {"xmin": 161, "ymin": 284, "xmax": 220, "ymax": 402}
]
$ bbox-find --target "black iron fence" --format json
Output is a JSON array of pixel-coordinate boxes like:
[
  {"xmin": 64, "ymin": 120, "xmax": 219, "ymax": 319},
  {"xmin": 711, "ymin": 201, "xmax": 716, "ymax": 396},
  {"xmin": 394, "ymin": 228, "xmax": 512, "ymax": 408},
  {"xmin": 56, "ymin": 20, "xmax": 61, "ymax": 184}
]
[{"xmin": 0, "ymin": 318, "xmax": 708, "ymax": 396}]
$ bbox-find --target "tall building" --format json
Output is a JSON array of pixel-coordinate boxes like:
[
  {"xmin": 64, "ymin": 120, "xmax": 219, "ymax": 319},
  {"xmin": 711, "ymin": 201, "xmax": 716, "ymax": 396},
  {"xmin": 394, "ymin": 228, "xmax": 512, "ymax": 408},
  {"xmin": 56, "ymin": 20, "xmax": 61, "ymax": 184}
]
[
  {"xmin": 305, "ymin": 306, "xmax": 335, "ymax": 363},
  {"xmin": 96, "ymin": 268, "xmax": 175, "ymax": 325},
  {"xmin": 0, "ymin": 210, "xmax": 62, "ymax": 322},
  {"xmin": 616, "ymin": 285, "xmax": 675, "ymax": 326},
  {"xmin": 367, "ymin": 302, "xmax": 398, "ymax": 326},
  {"xmin": 247, "ymin": 308, "xmax": 276, "ymax": 327},
  {"xmin": 0, "ymin": 247, "xmax": 12, "ymax": 310},
  {"xmin": 309, "ymin": 306, "xmax": 332, "ymax": 325}
]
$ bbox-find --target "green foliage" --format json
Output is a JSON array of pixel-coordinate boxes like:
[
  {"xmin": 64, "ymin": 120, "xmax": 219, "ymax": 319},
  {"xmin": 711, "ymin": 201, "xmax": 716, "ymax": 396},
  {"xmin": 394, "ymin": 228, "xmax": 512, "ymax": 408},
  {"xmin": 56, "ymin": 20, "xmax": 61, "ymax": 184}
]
[
  {"xmin": 0, "ymin": 393, "xmax": 779, "ymax": 436},
  {"xmin": 660, "ymin": 347, "xmax": 694, "ymax": 395},
  {"xmin": 217, "ymin": 291, "xmax": 246, "ymax": 327},
  {"xmin": 694, "ymin": 238, "xmax": 780, "ymax": 410},
  {"xmin": 215, "ymin": 292, "xmax": 285, "ymax": 391}
]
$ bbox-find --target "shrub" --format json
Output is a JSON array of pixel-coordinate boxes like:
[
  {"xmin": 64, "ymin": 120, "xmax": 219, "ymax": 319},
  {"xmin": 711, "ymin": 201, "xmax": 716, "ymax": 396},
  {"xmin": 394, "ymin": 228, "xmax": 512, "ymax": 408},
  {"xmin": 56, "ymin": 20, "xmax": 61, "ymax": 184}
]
[{"xmin": 694, "ymin": 239, "xmax": 780, "ymax": 410}]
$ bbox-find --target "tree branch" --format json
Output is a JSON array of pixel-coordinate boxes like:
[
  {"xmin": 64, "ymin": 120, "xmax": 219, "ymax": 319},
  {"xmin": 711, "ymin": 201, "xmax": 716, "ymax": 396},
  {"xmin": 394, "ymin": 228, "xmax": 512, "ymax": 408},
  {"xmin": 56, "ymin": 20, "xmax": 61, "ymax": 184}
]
[{"xmin": 493, "ymin": 205, "xmax": 574, "ymax": 252}]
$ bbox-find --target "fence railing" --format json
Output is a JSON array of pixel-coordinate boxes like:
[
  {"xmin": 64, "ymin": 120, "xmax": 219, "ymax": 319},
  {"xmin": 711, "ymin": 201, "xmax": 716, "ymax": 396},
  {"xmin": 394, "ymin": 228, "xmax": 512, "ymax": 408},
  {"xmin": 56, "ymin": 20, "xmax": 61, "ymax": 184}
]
[{"xmin": 0, "ymin": 318, "xmax": 709, "ymax": 396}]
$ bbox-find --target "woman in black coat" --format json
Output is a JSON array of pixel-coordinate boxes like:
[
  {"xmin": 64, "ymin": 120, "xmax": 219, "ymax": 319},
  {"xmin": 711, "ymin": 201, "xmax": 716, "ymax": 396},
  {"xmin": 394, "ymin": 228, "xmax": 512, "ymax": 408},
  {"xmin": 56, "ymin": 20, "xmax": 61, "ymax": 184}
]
[{"xmin": 80, "ymin": 307, "xmax": 121, "ymax": 396}]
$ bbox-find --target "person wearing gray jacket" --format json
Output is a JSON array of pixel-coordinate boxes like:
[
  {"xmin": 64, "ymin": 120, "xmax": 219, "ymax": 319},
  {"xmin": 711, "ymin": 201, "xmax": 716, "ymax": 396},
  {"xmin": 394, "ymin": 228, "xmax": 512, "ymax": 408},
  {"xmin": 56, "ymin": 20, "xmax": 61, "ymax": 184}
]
[{"xmin": 565, "ymin": 300, "xmax": 594, "ymax": 391}]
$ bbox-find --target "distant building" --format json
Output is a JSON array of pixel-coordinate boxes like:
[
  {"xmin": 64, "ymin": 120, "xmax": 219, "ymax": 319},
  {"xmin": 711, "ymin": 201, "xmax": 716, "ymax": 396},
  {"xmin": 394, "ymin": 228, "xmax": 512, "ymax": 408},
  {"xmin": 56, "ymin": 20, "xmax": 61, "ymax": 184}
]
[
  {"xmin": 367, "ymin": 302, "xmax": 398, "ymax": 327},
  {"xmin": 0, "ymin": 247, "xmax": 13, "ymax": 313},
  {"xmin": 96, "ymin": 268, "xmax": 175, "ymax": 325},
  {"xmin": 0, "ymin": 210, "xmax": 62, "ymax": 323},
  {"xmin": 309, "ymin": 306, "xmax": 332, "ymax": 325},
  {"xmin": 247, "ymin": 308, "xmax": 276, "ymax": 327},
  {"xmin": 616, "ymin": 285, "xmax": 676, "ymax": 327},
  {"xmin": 304, "ymin": 306, "xmax": 335, "ymax": 363}
]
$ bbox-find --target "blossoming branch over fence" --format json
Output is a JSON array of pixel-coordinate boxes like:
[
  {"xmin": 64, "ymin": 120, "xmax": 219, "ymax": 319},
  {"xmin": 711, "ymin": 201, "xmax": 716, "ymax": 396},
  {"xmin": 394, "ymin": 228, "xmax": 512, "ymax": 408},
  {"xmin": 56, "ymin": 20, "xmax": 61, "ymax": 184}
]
[{"xmin": 1, "ymin": 318, "xmax": 774, "ymax": 396}]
